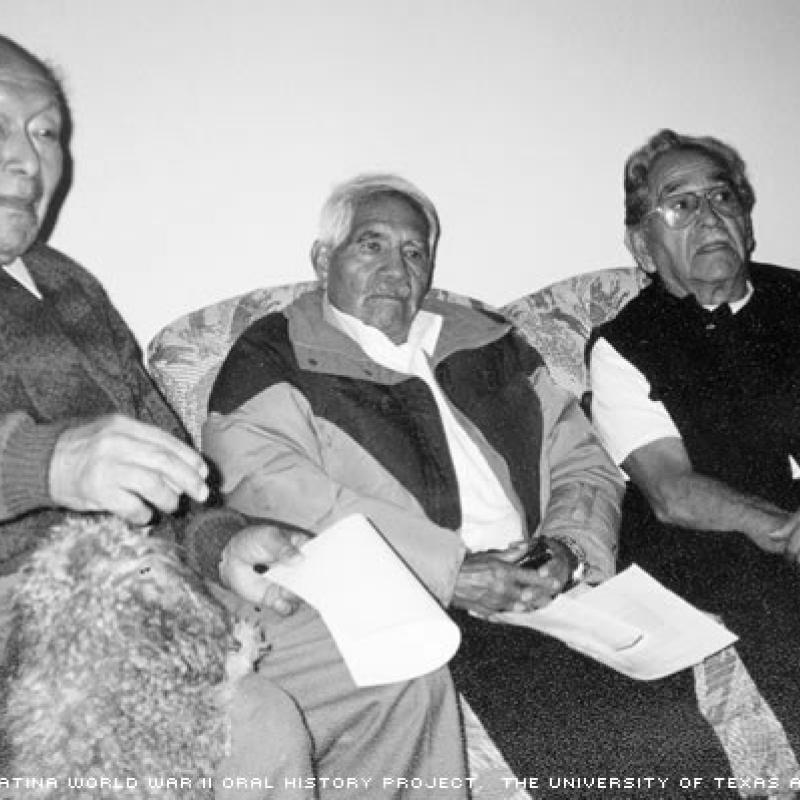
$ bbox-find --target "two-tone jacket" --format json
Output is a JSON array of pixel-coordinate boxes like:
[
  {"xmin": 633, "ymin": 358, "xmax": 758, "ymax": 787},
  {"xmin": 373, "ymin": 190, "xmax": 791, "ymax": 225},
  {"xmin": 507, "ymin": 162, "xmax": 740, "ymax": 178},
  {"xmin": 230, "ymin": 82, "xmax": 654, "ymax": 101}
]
[{"xmin": 204, "ymin": 289, "xmax": 622, "ymax": 604}]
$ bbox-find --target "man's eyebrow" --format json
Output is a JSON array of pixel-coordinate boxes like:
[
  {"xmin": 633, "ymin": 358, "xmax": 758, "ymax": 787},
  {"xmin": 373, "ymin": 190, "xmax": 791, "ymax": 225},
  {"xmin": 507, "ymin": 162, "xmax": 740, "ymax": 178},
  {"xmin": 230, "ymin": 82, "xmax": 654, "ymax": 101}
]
[
  {"xmin": 353, "ymin": 227, "xmax": 386, "ymax": 241},
  {"xmin": 660, "ymin": 170, "xmax": 731, "ymax": 197}
]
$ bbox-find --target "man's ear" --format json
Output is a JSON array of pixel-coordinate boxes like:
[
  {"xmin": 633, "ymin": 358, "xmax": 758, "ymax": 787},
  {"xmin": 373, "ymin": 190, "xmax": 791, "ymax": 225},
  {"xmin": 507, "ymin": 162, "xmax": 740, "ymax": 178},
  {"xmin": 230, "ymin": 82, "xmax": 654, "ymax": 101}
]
[
  {"xmin": 310, "ymin": 240, "xmax": 330, "ymax": 284},
  {"xmin": 625, "ymin": 227, "xmax": 657, "ymax": 275},
  {"xmin": 744, "ymin": 216, "xmax": 756, "ymax": 256}
]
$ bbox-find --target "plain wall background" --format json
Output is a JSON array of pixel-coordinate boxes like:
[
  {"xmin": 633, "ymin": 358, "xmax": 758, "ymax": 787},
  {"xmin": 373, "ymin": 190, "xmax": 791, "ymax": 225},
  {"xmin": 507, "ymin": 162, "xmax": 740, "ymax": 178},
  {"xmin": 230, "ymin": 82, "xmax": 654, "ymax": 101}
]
[{"xmin": 4, "ymin": 0, "xmax": 800, "ymax": 346}]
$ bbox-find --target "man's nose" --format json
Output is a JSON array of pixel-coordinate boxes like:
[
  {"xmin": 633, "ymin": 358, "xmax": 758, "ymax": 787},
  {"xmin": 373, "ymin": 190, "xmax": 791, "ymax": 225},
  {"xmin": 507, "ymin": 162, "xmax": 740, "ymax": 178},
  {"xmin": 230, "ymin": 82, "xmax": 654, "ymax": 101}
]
[
  {"xmin": 382, "ymin": 246, "xmax": 408, "ymax": 276},
  {"xmin": 697, "ymin": 195, "xmax": 723, "ymax": 226},
  {"xmin": 1, "ymin": 128, "xmax": 40, "ymax": 176}
]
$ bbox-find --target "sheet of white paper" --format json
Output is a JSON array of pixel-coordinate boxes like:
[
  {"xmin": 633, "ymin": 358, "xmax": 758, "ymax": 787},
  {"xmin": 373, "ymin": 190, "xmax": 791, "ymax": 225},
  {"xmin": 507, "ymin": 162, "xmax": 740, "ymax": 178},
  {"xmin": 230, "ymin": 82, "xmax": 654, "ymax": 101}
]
[
  {"xmin": 267, "ymin": 514, "xmax": 461, "ymax": 687},
  {"xmin": 497, "ymin": 564, "xmax": 737, "ymax": 680}
]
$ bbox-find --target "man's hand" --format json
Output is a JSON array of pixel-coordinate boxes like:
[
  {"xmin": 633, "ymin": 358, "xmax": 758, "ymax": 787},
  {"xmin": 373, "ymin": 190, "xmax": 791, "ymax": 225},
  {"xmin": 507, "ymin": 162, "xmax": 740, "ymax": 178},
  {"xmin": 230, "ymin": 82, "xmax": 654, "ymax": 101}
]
[
  {"xmin": 451, "ymin": 543, "xmax": 567, "ymax": 619},
  {"xmin": 768, "ymin": 507, "xmax": 800, "ymax": 560},
  {"xmin": 536, "ymin": 538, "xmax": 575, "ymax": 588},
  {"xmin": 219, "ymin": 523, "xmax": 312, "ymax": 615},
  {"xmin": 49, "ymin": 415, "xmax": 209, "ymax": 524}
]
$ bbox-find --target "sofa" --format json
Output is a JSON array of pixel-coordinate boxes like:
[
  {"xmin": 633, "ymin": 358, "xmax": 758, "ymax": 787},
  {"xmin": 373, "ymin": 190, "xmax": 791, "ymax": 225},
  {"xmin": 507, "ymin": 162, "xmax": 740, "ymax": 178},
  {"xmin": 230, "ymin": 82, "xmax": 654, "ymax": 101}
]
[
  {"xmin": 147, "ymin": 268, "xmax": 648, "ymax": 445},
  {"xmin": 147, "ymin": 267, "xmax": 796, "ymax": 799}
]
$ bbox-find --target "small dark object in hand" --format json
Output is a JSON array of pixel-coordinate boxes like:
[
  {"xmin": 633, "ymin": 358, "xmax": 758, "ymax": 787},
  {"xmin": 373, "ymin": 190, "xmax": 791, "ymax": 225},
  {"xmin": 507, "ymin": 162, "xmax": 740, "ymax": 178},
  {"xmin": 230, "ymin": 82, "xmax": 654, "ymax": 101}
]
[{"xmin": 514, "ymin": 538, "xmax": 554, "ymax": 570}]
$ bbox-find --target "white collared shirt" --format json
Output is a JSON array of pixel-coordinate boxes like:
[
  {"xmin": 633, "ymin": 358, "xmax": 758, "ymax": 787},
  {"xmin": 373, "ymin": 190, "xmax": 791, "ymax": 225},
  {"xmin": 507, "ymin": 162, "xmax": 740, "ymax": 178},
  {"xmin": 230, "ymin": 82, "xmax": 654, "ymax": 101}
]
[
  {"xmin": 3, "ymin": 257, "xmax": 42, "ymax": 299},
  {"xmin": 324, "ymin": 297, "xmax": 523, "ymax": 552}
]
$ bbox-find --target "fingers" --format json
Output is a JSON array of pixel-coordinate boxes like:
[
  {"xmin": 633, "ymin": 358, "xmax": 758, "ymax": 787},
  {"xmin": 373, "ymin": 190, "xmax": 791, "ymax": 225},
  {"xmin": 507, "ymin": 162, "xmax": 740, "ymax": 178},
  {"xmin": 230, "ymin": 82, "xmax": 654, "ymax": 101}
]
[
  {"xmin": 220, "ymin": 525, "xmax": 310, "ymax": 612},
  {"xmin": 454, "ymin": 553, "xmax": 560, "ymax": 616},
  {"xmin": 49, "ymin": 415, "xmax": 209, "ymax": 522},
  {"xmin": 262, "ymin": 584, "xmax": 302, "ymax": 616},
  {"xmin": 783, "ymin": 526, "xmax": 800, "ymax": 563},
  {"xmin": 97, "ymin": 487, "xmax": 159, "ymax": 526},
  {"xmin": 109, "ymin": 417, "xmax": 209, "ymax": 502},
  {"xmin": 228, "ymin": 524, "xmax": 309, "ymax": 567},
  {"xmin": 222, "ymin": 557, "xmax": 302, "ymax": 614}
]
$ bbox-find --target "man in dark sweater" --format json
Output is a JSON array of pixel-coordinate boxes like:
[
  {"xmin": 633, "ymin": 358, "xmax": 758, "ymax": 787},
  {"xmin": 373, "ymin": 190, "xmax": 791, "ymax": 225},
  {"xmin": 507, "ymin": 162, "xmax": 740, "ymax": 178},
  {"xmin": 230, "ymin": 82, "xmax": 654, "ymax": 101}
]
[
  {"xmin": 0, "ymin": 35, "xmax": 466, "ymax": 797},
  {"xmin": 589, "ymin": 129, "xmax": 800, "ymax": 782}
]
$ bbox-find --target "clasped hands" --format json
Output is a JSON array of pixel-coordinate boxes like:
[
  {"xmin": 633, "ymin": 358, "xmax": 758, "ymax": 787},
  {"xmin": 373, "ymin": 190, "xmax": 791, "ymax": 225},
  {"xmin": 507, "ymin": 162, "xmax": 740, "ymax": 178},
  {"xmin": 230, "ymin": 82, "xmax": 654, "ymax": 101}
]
[
  {"xmin": 451, "ymin": 539, "xmax": 574, "ymax": 619},
  {"xmin": 765, "ymin": 506, "xmax": 800, "ymax": 563}
]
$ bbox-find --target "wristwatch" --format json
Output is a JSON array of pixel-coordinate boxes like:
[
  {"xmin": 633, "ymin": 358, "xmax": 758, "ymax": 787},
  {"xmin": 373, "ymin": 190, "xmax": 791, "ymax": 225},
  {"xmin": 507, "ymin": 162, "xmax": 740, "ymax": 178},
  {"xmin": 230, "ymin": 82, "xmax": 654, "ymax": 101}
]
[{"xmin": 546, "ymin": 536, "xmax": 588, "ymax": 591}]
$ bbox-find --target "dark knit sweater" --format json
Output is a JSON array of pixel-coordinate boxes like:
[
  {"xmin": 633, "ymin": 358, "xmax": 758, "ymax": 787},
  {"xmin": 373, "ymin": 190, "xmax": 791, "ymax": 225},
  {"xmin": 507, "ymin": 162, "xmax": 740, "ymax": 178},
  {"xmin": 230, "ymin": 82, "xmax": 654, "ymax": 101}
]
[{"xmin": 0, "ymin": 244, "xmax": 243, "ymax": 576}]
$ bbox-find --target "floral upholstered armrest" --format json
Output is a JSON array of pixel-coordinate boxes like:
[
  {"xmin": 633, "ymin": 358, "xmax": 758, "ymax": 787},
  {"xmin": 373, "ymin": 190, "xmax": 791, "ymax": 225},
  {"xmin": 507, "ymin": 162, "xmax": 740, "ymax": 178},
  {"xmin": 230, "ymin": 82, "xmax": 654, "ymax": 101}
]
[
  {"xmin": 501, "ymin": 266, "xmax": 648, "ymax": 401},
  {"xmin": 147, "ymin": 282, "xmax": 319, "ymax": 445}
]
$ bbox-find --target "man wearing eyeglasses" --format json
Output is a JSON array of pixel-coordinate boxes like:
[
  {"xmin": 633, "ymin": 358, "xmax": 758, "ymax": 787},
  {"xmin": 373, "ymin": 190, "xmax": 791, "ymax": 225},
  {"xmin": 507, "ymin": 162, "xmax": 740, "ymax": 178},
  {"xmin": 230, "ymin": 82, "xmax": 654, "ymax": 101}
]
[{"xmin": 588, "ymin": 128, "xmax": 800, "ymax": 762}]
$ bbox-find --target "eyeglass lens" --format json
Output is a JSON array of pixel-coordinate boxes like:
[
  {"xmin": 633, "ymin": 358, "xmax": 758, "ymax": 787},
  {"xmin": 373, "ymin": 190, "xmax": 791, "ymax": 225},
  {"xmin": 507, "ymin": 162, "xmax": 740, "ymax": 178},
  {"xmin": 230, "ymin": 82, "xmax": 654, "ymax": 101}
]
[{"xmin": 661, "ymin": 187, "xmax": 743, "ymax": 228}]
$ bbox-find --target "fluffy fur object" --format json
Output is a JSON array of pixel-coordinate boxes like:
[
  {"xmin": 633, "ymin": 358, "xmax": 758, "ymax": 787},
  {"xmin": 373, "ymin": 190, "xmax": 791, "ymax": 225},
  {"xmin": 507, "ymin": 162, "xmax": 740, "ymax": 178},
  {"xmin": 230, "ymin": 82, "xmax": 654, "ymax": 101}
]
[{"xmin": 2, "ymin": 515, "xmax": 261, "ymax": 800}]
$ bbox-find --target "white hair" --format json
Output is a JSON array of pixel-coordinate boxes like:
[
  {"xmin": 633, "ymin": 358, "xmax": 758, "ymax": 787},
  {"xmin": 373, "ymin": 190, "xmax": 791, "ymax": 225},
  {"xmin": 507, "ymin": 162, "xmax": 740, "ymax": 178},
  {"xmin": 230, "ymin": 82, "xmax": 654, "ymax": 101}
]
[{"xmin": 316, "ymin": 173, "xmax": 440, "ymax": 260}]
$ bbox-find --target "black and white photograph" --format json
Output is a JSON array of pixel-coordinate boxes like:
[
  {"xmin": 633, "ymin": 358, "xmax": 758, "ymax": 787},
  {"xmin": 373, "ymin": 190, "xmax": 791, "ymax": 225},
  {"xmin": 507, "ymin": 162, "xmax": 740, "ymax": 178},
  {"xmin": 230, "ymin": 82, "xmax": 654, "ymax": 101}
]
[{"xmin": 2, "ymin": 2, "xmax": 800, "ymax": 798}]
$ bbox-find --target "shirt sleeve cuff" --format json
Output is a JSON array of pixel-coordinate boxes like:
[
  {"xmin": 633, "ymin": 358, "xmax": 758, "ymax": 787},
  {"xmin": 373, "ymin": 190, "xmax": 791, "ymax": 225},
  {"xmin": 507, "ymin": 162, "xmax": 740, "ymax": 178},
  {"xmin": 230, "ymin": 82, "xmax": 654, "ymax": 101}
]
[
  {"xmin": 0, "ymin": 414, "xmax": 72, "ymax": 518},
  {"xmin": 181, "ymin": 507, "xmax": 249, "ymax": 580}
]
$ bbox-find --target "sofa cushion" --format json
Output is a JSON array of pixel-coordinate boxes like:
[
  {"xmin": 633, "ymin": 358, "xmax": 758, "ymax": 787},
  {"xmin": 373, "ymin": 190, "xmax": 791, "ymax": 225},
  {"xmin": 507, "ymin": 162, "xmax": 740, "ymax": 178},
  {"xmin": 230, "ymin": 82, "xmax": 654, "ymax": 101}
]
[{"xmin": 501, "ymin": 266, "xmax": 647, "ymax": 399}]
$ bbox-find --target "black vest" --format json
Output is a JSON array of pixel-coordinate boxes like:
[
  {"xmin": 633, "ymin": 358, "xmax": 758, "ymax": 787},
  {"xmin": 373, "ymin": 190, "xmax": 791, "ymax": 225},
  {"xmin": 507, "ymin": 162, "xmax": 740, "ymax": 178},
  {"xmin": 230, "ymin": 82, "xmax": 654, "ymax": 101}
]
[{"xmin": 590, "ymin": 263, "xmax": 800, "ymax": 510}]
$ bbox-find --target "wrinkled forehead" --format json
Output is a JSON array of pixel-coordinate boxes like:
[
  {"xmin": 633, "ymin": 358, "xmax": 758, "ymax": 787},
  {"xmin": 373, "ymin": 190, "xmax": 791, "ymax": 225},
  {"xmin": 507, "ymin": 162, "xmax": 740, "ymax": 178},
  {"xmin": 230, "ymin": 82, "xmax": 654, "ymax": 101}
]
[
  {"xmin": 350, "ymin": 191, "xmax": 430, "ymax": 239},
  {"xmin": 649, "ymin": 149, "xmax": 732, "ymax": 199}
]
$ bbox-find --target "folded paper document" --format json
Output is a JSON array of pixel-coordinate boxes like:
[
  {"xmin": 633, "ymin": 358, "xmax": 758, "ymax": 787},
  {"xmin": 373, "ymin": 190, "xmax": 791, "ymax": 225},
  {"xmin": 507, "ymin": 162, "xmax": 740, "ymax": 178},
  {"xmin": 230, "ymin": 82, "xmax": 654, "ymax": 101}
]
[
  {"xmin": 267, "ymin": 514, "xmax": 461, "ymax": 687},
  {"xmin": 496, "ymin": 565, "xmax": 738, "ymax": 680}
]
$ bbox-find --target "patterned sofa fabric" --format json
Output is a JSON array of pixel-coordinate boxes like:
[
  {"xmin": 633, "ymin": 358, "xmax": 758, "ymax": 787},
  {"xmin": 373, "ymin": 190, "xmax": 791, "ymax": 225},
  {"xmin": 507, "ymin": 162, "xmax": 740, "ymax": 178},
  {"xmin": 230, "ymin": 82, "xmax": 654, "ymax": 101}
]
[
  {"xmin": 148, "ymin": 281, "xmax": 317, "ymax": 446},
  {"xmin": 502, "ymin": 266, "xmax": 648, "ymax": 400}
]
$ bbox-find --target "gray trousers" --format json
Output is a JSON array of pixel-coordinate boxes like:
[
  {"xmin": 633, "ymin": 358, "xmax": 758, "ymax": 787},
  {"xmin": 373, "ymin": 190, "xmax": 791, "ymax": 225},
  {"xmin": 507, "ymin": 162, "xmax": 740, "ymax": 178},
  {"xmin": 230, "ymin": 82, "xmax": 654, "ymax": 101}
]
[{"xmin": 215, "ymin": 590, "xmax": 469, "ymax": 800}]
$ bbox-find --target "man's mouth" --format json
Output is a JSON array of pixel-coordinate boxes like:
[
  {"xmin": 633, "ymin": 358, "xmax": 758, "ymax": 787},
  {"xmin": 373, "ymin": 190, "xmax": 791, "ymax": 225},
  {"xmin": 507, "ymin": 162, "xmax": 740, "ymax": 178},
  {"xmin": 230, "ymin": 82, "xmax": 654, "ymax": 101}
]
[
  {"xmin": 0, "ymin": 195, "xmax": 38, "ymax": 214},
  {"xmin": 695, "ymin": 240, "xmax": 732, "ymax": 255},
  {"xmin": 370, "ymin": 286, "xmax": 411, "ymax": 300}
]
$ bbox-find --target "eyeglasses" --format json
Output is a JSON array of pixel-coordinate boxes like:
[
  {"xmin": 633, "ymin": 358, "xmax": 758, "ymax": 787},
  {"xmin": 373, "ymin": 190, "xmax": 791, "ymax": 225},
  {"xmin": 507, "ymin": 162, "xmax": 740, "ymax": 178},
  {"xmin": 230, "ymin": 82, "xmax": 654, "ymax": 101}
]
[{"xmin": 645, "ymin": 185, "xmax": 745, "ymax": 229}]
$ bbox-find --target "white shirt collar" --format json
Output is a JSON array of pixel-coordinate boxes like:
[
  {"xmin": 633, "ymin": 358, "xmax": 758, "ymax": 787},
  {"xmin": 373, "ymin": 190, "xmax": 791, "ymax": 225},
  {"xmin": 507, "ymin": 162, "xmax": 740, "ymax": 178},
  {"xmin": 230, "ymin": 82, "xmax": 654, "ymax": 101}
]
[
  {"xmin": 323, "ymin": 295, "xmax": 442, "ymax": 373},
  {"xmin": 322, "ymin": 293, "xmax": 522, "ymax": 552},
  {"xmin": 3, "ymin": 257, "xmax": 42, "ymax": 299},
  {"xmin": 702, "ymin": 280, "xmax": 753, "ymax": 314}
]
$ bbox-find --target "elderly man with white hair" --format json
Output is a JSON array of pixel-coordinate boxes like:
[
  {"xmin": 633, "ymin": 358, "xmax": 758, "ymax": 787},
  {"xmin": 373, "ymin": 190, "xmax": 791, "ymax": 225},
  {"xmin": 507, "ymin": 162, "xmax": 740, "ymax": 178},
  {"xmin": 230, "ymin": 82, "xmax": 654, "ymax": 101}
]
[{"xmin": 202, "ymin": 173, "xmax": 624, "ymax": 780}]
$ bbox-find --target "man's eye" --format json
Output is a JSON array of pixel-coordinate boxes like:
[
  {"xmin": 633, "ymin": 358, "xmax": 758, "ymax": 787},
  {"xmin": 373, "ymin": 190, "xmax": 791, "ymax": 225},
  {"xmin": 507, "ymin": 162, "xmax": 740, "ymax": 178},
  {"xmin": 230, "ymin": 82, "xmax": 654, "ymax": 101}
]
[
  {"xmin": 33, "ymin": 126, "xmax": 59, "ymax": 141},
  {"xmin": 666, "ymin": 195, "xmax": 692, "ymax": 213},
  {"xmin": 712, "ymin": 187, "xmax": 737, "ymax": 206},
  {"xmin": 360, "ymin": 240, "xmax": 381, "ymax": 253}
]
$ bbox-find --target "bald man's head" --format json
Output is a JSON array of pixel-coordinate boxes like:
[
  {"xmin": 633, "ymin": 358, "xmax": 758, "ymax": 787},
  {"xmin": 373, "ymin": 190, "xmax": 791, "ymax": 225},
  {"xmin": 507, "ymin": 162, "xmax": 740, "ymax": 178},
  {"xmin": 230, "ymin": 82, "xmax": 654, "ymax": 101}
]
[
  {"xmin": 0, "ymin": 36, "xmax": 64, "ymax": 99},
  {"xmin": 0, "ymin": 35, "xmax": 67, "ymax": 263}
]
